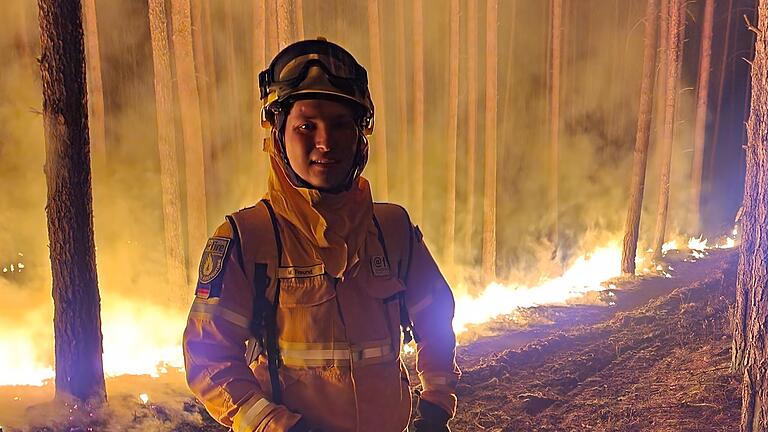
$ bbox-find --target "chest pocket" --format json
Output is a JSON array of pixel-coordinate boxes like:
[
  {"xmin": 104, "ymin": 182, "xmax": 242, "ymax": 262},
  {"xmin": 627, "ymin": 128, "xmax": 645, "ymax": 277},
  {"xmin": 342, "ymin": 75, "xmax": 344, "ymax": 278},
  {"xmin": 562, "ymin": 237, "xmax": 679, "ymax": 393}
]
[
  {"xmin": 276, "ymin": 273, "xmax": 339, "ymax": 346},
  {"xmin": 356, "ymin": 263, "xmax": 408, "ymax": 349}
]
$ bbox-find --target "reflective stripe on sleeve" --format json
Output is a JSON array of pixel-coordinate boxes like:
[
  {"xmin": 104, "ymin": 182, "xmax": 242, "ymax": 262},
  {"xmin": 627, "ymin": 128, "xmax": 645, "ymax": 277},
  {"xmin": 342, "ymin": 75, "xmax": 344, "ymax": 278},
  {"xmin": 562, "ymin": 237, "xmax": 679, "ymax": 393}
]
[
  {"xmin": 419, "ymin": 372, "xmax": 458, "ymax": 392},
  {"xmin": 232, "ymin": 395, "xmax": 277, "ymax": 432},
  {"xmin": 189, "ymin": 301, "xmax": 251, "ymax": 329},
  {"xmin": 409, "ymin": 293, "xmax": 434, "ymax": 315}
]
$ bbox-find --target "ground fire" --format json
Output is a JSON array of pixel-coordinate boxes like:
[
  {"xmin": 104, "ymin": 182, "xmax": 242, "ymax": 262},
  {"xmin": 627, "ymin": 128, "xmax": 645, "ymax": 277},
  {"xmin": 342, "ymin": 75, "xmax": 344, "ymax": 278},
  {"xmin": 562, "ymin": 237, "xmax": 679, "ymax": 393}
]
[{"xmin": 1, "ymin": 0, "xmax": 766, "ymax": 431}]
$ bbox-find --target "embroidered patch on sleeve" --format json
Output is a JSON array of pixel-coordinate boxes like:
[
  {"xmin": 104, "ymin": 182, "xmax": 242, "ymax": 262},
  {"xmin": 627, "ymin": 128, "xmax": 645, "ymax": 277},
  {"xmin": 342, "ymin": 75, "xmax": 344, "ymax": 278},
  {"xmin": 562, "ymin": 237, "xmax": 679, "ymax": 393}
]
[{"xmin": 195, "ymin": 237, "xmax": 231, "ymax": 298}]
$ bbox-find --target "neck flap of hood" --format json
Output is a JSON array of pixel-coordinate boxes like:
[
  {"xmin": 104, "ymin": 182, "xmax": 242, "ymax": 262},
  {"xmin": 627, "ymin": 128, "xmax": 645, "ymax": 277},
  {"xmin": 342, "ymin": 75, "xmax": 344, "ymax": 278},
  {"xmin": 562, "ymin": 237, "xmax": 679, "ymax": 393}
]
[{"xmin": 263, "ymin": 137, "xmax": 374, "ymax": 278}]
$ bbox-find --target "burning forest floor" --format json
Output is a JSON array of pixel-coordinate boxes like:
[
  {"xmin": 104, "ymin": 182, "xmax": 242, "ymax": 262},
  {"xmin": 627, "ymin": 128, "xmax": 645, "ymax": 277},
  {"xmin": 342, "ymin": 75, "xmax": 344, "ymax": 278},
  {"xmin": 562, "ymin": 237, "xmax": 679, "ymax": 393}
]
[
  {"xmin": 450, "ymin": 249, "xmax": 741, "ymax": 432},
  {"xmin": 0, "ymin": 249, "xmax": 741, "ymax": 432}
]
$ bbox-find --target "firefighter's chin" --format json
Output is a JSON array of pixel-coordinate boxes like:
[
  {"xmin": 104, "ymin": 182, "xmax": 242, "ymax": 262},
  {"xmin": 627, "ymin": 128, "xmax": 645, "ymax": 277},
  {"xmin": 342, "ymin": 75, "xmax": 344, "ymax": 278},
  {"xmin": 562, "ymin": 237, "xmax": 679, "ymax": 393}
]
[{"xmin": 306, "ymin": 160, "xmax": 347, "ymax": 190}]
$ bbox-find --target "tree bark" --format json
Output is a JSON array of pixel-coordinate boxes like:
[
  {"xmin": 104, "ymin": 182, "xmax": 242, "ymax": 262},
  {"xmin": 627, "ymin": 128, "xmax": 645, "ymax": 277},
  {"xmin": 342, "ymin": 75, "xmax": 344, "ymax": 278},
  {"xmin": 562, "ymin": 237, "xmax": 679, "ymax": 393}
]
[
  {"xmin": 37, "ymin": 0, "xmax": 106, "ymax": 403},
  {"xmin": 688, "ymin": 0, "xmax": 714, "ymax": 234},
  {"xmin": 81, "ymin": 0, "xmax": 106, "ymax": 171},
  {"xmin": 464, "ymin": 1, "xmax": 478, "ymax": 263},
  {"xmin": 412, "ymin": 0, "xmax": 424, "ymax": 224},
  {"xmin": 732, "ymin": 3, "xmax": 768, "ymax": 430},
  {"xmin": 549, "ymin": 0, "xmax": 562, "ymax": 255},
  {"xmin": 170, "ymin": 0, "xmax": 208, "ymax": 264},
  {"xmin": 621, "ymin": 0, "xmax": 659, "ymax": 275},
  {"xmin": 652, "ymin": 0, "xmax": 682, "ymax": 259},
  {"xmin": 482, "ymin": 0, "xmax": 498, "ymax": 281},
  {"xmin": 148, "ymin": 0, "xmax": 188, "ymax": 296},
  {"xmin": 444, "ymin": 0, "xmax": 459, "ymax": 263},
  {"xmin": 367, "ymin": 0, "xmax": 389, "ymax": 200}
]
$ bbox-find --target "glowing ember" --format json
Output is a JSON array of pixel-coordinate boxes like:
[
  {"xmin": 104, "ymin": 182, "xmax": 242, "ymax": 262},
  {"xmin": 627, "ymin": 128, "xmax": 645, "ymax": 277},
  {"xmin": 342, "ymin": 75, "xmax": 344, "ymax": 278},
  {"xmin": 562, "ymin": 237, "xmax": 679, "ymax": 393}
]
[{"xmin": 139, "ymin": 393, "xmax": 149, "ymax": 404}]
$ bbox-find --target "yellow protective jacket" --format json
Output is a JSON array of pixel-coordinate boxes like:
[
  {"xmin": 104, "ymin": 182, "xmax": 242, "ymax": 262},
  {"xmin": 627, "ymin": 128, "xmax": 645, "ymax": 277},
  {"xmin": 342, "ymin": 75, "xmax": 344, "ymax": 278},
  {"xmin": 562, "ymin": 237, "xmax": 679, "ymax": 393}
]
[{"xmin": 182, "ymin": 200, "xmax": 459, "ymax": 432}]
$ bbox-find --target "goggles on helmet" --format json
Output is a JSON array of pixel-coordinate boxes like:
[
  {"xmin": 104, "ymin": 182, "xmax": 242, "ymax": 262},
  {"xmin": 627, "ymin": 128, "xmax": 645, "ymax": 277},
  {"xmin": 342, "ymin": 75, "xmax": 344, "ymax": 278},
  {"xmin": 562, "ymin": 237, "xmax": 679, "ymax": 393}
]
[{"xmin": 259, "ymin": 39, "xmax": 374, "ymax": 135}]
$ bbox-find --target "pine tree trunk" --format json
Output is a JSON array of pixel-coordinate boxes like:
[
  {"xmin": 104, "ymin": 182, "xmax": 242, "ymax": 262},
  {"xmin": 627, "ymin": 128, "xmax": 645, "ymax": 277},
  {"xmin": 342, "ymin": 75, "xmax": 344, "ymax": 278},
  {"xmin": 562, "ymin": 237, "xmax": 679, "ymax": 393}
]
[
  {"xmin": 732, "ymin": 3, "xmax": 768, "ymax": 430},
  {"xmin": 444, "ymin": 0, "xmax": 460, "ymax": 263},
  {"xmin": 37, "ymin": 0, "xmax": 106, "ymax": 403},
  {"xmin": 652, "ymin": 0, "xmax": 682, "ymax": 259},
  {"xmin": 621, "ymin": 0, "xmax": 659, "ymax": 275},
  {"xmin": 223, "ymin": 0, "xmax": 244, "ymax": 158},
  {"xmin": 148, "ymin": 0, "xmax": 188, "ymax": 296},
  {"xmin": 170, "ymin": 0, "xmax": 208, "ymax": 264},
  {"xmin": 654, "ymin": 0, "xmax": 670, "ymax": 153},
  {"xmin": 464, "ymin": 1, "xmax": 478, "ymax": 263},
  {"xmin": 688, "ymin": 0, "xmax": 714, "ymax": 234},
  {"xmin": 482, "ymin": 0, "xmax": 498, "ymax": 281},
  {"xmin": 394, "ymin": 0, "xmax": 410, "ymax": 207},
  {"xmin": 708, "ymin": 0, "xmax": 734, "ymax": 193},
  {"xmin": 191, "ymin": 0, "xmax": 213, "ymax": 174},
  {"xmin": 412, "ymin": 0, "xmax": 424, "ymax": 224},
  {"xmin": 277, "ymin": 0, "xmax": 293, "ymax": 50},
  {"xmin": 549, "ymin": 0, "xmax": 562, "ymax": 255},
  {"xmin": 81, "ymin": 0, "xmax": 106, "ymax": 171},
  {"xmin": 294, "ymin": 0, "xmax": 304, "ymax": 40},
  {"xmin": 253, "ymin": 0, "xmax": 268, "ymax": 198},
  {"xmin": 367, "ymin": 0, "xmax": 389, "ymax": 200},
  {"xmin": 266, "ymin": 0, "xmax": 278, "ymax": 57}
]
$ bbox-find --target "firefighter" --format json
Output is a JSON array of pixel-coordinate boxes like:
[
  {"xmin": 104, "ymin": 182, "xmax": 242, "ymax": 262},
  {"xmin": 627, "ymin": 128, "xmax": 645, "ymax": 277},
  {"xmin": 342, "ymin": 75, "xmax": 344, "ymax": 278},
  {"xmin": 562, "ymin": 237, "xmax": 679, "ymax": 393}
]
[{"xmin": 182, "ymin": 38, "xmax": 459, "ymax": 432}]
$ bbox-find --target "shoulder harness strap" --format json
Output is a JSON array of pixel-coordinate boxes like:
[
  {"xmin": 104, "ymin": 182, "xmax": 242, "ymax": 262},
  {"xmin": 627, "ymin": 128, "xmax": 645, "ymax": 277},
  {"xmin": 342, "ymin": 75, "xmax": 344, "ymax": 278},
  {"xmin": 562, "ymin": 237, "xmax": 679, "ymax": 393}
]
[
  {"xmin": 372, "ymin": 203, "xmax": 421, "ymax": 344},
  {"xmin": 227, "ymin": 199, "xmax": 284, "ymax": 405}
]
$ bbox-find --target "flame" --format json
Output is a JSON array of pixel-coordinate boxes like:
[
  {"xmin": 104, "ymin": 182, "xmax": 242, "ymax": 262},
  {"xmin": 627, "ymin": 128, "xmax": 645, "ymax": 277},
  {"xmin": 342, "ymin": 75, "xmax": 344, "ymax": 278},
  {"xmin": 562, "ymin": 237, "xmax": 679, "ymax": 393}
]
[
  {"xmin": 139, "ymin": 393, "xmax": 149, "ymax": 404},
  {"xmin": 687, "ymin": 236, "xmax": 708, "ymax": 251},
  {"xmin": 0, "ymin": 227, "xmax": 740, "ymax": 387},
  {"xmin": 452, "ymin": 244, "xmax": 623, "ymax": 334}
]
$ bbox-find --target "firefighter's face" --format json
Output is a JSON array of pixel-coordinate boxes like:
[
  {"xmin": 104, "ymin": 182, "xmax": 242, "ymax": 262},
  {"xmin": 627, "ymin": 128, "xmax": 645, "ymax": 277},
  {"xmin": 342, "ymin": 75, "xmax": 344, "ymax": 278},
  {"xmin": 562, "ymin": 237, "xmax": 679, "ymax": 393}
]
[{"xmin": 283, "ymin": 99, "xmax": 359, "ymax": 191}]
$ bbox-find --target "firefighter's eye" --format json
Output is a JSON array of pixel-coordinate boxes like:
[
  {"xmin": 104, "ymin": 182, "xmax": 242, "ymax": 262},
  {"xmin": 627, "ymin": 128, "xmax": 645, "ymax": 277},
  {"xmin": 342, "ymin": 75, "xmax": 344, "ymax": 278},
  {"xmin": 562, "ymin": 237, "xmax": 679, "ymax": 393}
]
[{"xmin": 295, "ymin": 122, "xmax": 315, "ymax": 132}]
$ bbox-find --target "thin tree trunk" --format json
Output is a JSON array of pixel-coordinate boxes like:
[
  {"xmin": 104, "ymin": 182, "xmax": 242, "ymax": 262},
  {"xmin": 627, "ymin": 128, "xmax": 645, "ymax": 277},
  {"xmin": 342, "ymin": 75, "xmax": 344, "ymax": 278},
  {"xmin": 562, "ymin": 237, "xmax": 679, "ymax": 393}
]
[
  {"xmin": 367, "ymin": 0, "xmax": 389, "ymax": 200},
  {"xmin": 482, "ymin": 0, "xmax": 498, "ymax": 281},
  {"xmin": 732, "ymin": 4, "xmax": 768, "ymax": 430},
  {"xmin": 464, "ymin": 1, "xmax": 479, "ymax": 263},
  {"xmin": 295, "ymin": 0, "xmax": 304, "ymax": 40},
  {"xmin": 444, "ymin": 0, "xmax": 459, "ymax": 263},
  {"xmin": 149, "ymin": 0, "xmax": 188, "ymax": 295},
  {"xmin": 37, "ymin": 0, "xmax": 106, "ymax": 403},
  {"xmin": 266, "ymin": 0, "xmax": 278, "ymax": 57},
  {"xmin": 654, "ymin": 0, "xmax": 670, "ymax": 153},
  {"xmin": 224, "ymin": 0, "xmax": 244, "ymax": 158},
  {"xmin": 688, "ymin": 0, "xmax": 714, "ymax": 234},
  {"xmin": 707, "ymin": 0, "xmax": 735, "ymax": 191},
  {"xmin": 253, "ymin": 0, "xmax": 268, "ymax": 198},
  {"xmin": 170, "ymin": 0, "xmax": 208, "ymax": 265},
  {"xmin": 394, "ymin": 0, "xmax": 410, "ymax": 207},
  {"xmin": 550, "ymin": 0, "xmax": 562, "ymax": 255},
  {"xmin": 412, "ymin": 0, "xmax": 424, "ymax": 224},
  {"xmin": 81, "ymin": 0, "xmax": 106, "ymax": 171},
  {"xmin": 652, "ymin": 0, "xmax": 682, "ymax": 259},
  {"xmin": 622, "ymin": 0, "xmax": 659, "ymax": 275},
  {"xmin": 201, "ymin": 0, "xmax": 221, "ymax": 179},
  {"xmin": 277, "ymin": 0, "xmax": 293, "ymax": 50},
  {"xmin": 192, "ymin": 0, "xmax": 213, "ymax": 172}
]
